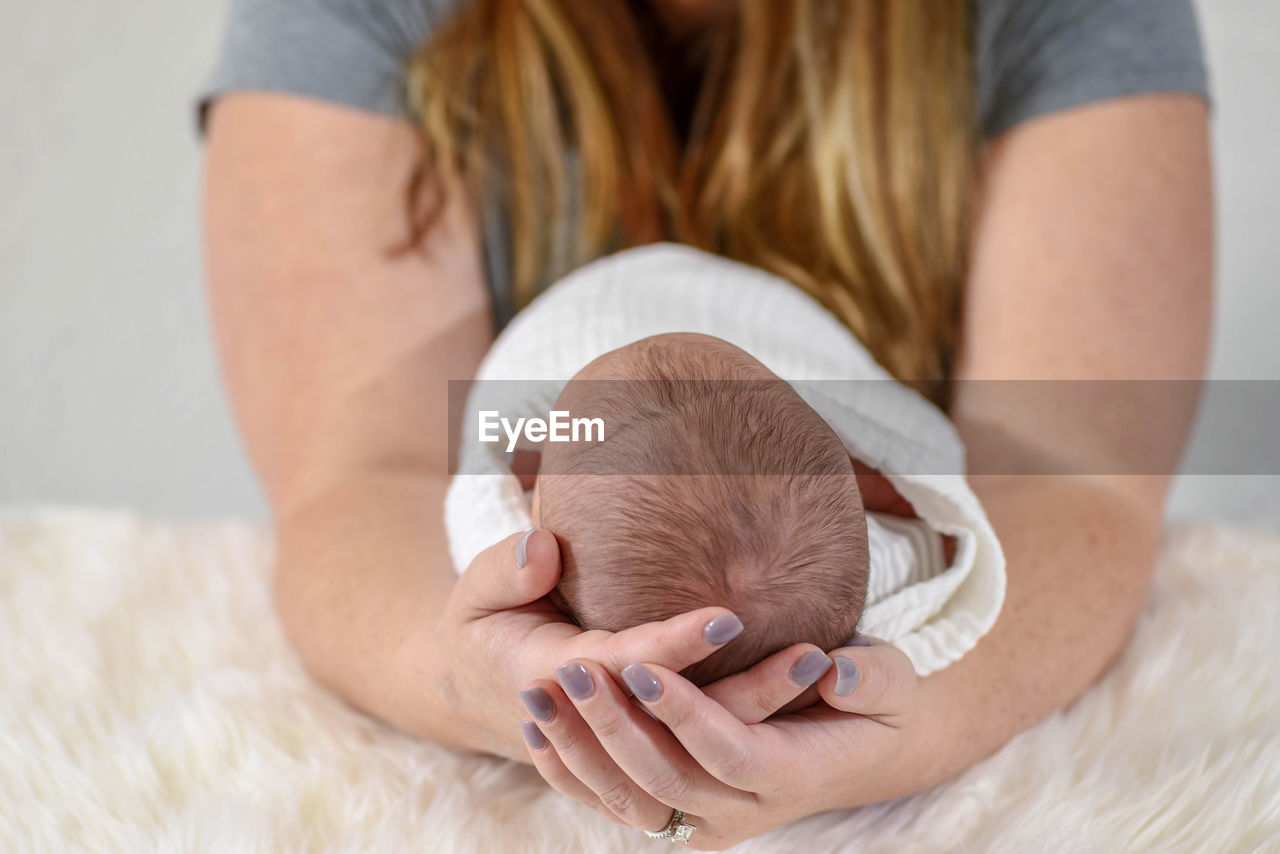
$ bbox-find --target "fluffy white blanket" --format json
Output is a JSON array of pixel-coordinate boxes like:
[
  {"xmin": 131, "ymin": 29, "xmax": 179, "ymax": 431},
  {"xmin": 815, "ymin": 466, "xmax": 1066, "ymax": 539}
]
[{"xmin": 1, "ymin": 507, "xmax": 1277, "ymax": 853}]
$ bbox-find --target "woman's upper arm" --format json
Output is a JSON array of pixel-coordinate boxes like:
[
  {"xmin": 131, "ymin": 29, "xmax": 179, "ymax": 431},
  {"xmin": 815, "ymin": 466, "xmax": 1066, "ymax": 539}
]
[
  {"xmin": 202, "ymin": 93, "xmax": 492, "ymax": 515},
  {"xmin": 953, "ymin": 94, "xmax": 1213, "ymax": 512}
]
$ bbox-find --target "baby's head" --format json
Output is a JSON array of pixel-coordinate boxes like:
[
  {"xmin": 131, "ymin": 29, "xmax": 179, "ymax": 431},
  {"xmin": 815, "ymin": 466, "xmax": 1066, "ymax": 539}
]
[{"xmin": 534, "ymin": 333, "xmax": 869, "ymax": 684}]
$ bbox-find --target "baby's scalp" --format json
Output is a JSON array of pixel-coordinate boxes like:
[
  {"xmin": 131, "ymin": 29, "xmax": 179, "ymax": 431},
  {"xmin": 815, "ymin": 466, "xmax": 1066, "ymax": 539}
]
[{"xmin": 536, "ymin": 333, "xmax": 870, "ymax": 684}]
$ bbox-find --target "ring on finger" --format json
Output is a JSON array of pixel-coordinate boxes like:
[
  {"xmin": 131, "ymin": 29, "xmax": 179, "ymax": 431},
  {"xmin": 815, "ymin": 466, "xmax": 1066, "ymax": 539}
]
[{"xmin": 644, "ymin": 809, "xmax": 697, "ymax": 845}]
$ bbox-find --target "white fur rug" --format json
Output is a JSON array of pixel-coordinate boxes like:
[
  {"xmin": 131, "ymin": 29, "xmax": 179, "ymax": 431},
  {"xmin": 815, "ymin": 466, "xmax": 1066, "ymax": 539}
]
[{"xmin": 1, "ymin": 508, "xmax": 1277, "ymax": 853}]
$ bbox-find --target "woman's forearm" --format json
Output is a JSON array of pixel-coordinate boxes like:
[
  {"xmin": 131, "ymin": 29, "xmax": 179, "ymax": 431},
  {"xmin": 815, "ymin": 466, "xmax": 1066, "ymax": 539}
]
[
  {"xmin": 818, "ymin": 474, "xmax": 1162, "ymax": 808},
  {"xmin": 880, "ymin": 475, "xmax": 1162, "ymax": 797},
  {"xmin": 273, "ymin": 470, "xmax": 485, "ymax": 750},
  {"xmin": 891, "ymin": 96, "xmax": 1211, "ymax": 794},
  {"xmin": 203, "ymin": 96, "xmax": 500, "ymax": 751}
]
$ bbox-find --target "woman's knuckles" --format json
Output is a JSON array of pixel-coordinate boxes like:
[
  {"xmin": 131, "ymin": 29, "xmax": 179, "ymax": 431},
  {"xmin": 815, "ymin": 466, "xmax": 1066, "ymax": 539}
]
[
  {"xmin": 596, "ymin": 780, "xmax": 640, "ymax": 819},
  {"xmin": 573, "ymin": 632, "xmax": 636, "ymax": 674},
  {"xmin": 649, "ymin": 687, "xmax": 699, "ymax": 731},
  {"xmin": 643, "ymin": 767, "xmax": 696, "ymax": 806},
  {"xmin": 544, "ymin": 722, "xmax": 583, "ymax": 755},
  {"xmin": 584, "ymin": 708, "xmax": 629, "ymax": 743},
  {"xmin": 715, "ymin": 744, "xmax": 759, "ymax": 788},
  {"xmin": 746, "ymin": 679, "xmax": 790, "ymax": 723}
]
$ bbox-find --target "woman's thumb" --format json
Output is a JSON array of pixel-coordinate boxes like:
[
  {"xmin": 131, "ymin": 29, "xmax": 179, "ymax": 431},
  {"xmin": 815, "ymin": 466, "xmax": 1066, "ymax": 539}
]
[
  {"xmin": 816, "ymin": 638, "xmax": 918, "ymax": 720},
  {"xmin": 451, "ymin": 528, "xmax": 562, "ymax": 618}
]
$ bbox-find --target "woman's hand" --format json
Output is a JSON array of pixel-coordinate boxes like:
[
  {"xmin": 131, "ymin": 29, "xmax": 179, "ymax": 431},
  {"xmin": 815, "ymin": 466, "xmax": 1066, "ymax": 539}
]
[
  {"xmin": 517, "ymin": 638, "xmax": 918, "ymax": 849},
  {"xmin": 508, "ymin": 462, "xmax": 923, "ymax": 844},
  {"xmin": 425, "ymin": 527, "xmax": 750, "ymax": 759}
]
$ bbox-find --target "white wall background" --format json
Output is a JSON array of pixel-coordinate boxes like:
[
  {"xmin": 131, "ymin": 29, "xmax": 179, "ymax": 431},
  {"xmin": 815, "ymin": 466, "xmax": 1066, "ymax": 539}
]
[
  {"xmin": 0, "ymin": 1, "xmax": 261, "ymax": 518},
  {"xmin": 1, "ymin": 1, "xmax": 1277, "ymax": 523}
]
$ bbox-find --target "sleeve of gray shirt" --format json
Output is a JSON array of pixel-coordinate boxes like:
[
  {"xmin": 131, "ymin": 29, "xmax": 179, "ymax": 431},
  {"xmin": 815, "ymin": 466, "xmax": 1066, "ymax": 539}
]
[
  {"xmin": 196, "ymin": 0, "xmax": 458, "ymax": 128},
  {"xmin": 199, "ymin": 0, "xmax": 1209, "ymax": 139},
  {"xmin": 976, "ymin": 0, "xmax": 1210, "ymax": 139}
]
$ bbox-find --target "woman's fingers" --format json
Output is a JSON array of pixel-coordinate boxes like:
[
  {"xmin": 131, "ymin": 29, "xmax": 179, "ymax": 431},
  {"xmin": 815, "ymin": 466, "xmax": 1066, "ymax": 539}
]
[
  {"xmin": 451, "ymin": 528, "xmax": 561, "ymax": 619},
  {"xmin": 619, "ymin": 662, "xmax": 776, "ymax": 791},
  {"xmin": 585, "ymin": 608, "xmax": 745, "ymax": 677},
  {"xmin": 518, "ymin": 719, "xmax": 625, "ymax": 826},
  {"xmin": 553, "ymin": 659, "xmax": 748, "ymax": 816},
  {"xmin": 517, "ymin": 678, "xmax": 676, "ymax": 832},
  {"xmin": 701, "ymin": 644, "xmax": 832, "ymax": 724},
  {"xmin": 815, "ymin": 637, "xmax": 918, "ymax": 721}
]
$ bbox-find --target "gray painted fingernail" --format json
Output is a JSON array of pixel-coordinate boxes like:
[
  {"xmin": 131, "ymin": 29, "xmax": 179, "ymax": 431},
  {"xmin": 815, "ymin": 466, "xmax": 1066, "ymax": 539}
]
[
  {"xmin": 556, "ymin": 662, "xmax": 595, "ymax": 700},
  {"xmin": 850, "ymin": 634, "xmax": 872, "ymax": 647},
  {"xmin": 520, "ymin": 720, "xmax": 548, "ymax": 751},
  {"xmin": 518, "ymin": 686, "xmax": 556, "ymax": 722},
  {"xmin": 516, "ymin": 528, "xmax": 536, "ymax": 568},
  {"xmin": 621, "ymin": 664, "xmax": 664, "ymax": 702},
  {"xmin": 703, "ymin": 614, "xmax": 744, "ymax": 645},
  {"xmin": 834, "ymin": 656, "xmax": 860, "ymax": 696},
  {"xmin": 789, "ymin": 650, "xmax": 834, "ymax": 687}
]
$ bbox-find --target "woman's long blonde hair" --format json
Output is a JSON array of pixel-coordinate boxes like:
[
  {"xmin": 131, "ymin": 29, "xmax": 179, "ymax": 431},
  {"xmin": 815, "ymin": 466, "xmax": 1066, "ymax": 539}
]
[{"xmin": 406, "ymin": 0, "xmax": 974, "ymax": 396}]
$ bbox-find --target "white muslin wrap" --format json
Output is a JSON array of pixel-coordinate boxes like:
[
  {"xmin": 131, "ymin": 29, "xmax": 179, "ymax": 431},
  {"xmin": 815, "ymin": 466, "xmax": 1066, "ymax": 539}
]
[{"xmin": 445, "ymin": 244, "xmax": 1005, "ymax": 675}]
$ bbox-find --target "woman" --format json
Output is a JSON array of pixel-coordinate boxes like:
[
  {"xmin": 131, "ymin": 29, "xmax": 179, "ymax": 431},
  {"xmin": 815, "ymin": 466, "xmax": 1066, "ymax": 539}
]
[{"xmin": 201, "ymin": 0, "xmax": 1211, "ymax": 847}]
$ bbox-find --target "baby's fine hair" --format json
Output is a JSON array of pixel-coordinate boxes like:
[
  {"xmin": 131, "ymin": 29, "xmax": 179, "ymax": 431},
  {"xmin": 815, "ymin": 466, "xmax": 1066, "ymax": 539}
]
[{"xmin": 539, "ymin": 335, "xmax": 869, "ymax": 684}]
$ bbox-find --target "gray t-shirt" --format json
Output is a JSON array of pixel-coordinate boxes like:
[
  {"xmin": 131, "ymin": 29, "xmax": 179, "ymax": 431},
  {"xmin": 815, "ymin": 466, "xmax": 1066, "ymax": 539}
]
[{"xmin": 199, "ymin": 0, "xmax": 1210, "ymax": 325}]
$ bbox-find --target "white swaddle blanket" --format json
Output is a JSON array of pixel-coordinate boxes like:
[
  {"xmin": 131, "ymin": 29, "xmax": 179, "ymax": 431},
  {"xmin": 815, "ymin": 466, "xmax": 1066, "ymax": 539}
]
[{"xmin": 446, "ymin": 244, "xmax": 1005, "ymax": 676}]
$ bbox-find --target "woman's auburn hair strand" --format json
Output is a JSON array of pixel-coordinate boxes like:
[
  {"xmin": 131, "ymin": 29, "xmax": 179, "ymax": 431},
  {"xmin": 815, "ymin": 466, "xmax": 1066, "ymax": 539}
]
[{"xmin": 406, "ymin": 0, "xmax": 975, "ymax": 398}]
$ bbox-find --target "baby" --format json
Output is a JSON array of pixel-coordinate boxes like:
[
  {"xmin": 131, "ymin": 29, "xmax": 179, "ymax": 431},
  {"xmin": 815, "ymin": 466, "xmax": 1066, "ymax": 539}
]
[
  {"xmin": 532, "ymin": 332, "xmax": 869, "ymax": 685},
  {"xmin": 447, "ymin": 244, "xmax": 1005, "ymax": 684}
]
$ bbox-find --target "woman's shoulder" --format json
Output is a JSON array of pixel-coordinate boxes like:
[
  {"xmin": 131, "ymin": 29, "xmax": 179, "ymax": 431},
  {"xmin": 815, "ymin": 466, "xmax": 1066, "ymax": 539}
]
[
  {"xmin": 975, "ymin": 0, "xmax": 1210, "ymax": 139},
  {"xmin": 197, "ymin": 0, "xmax": 462, "ymax": 127}
]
